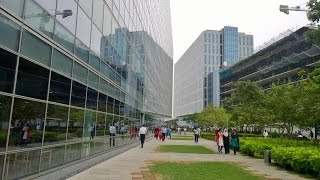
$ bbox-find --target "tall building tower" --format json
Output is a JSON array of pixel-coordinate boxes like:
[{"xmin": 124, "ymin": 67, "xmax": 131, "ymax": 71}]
[
  {"xmin": 174, "ymin": 26, "xmax": 253, "ymax": 117},
  {"xmin": 0, "ymin": 0, "xmax": 173, "ymax": 179}
]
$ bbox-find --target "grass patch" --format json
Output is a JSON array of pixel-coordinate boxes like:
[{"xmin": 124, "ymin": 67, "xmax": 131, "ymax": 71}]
[
  {"xmin": 158, "ymin": 145, "xmax": 215, "ymax": 154},
  {"xmin": 148, "ymin": 162, "xmax": 263, "ymax": 180},
  {"xmin": 170, "ymin": 137, "xmax": 194, "ymax": 140}
]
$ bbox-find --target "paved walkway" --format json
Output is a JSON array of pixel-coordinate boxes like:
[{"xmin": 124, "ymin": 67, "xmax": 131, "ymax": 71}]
[{"xmin": 69, "ymin": 134, "xmax": 313, "ymax": 180}]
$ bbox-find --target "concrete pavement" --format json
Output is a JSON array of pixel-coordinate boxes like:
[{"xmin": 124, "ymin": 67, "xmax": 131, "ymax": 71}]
[{"xmin": 68, "ymin": 135, "xmax": 313, "ymax": 180}]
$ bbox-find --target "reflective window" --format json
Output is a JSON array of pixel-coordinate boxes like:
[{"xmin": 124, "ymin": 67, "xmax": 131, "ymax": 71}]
[
  {"xmin": 0, "ymin": 95, "xmax": 12, "ymax": 151},
  {"xmin": 99, "ymin": 79, "xmax": 108, "ymax": 94},
  {"xmin": 16, "ymin": 58, "xmax": 49, "ymax": 100},
  {"xmin": 21, "ymin": 30, "xmax": 51, "ymax": 67},
  {"xmin": 71, "ymin": 81, "xmax": 86, "ymax": 108},
  {"xmin": 107, "ymin": 96, "xmax": 114, "ymax": 114},
  {"xmin": 52, "ymin": 49, "xmax": 73, "ymax": 77},
  {"xmin": 24, "ymin": 0, "xmax": 54, "ymax": 38},
  {"xmin": 76, "ymin": 7, "xmax": 91, "ymax": 47},
  {"xmin": 100, "ymin": 61, "xmax": 110, "ymax": 78},
  {"xmin": 0, "ymin": 49, "xmax": 17, "ymax": 93},
  {"xmin": 114, "ymin": 99, "xmax": 120, "ymax": 115},
  {"xmin": 9, "ymin": 98, "xmax": 46, "ymax": 150},
  {"xmin": 96, "ymin": 113, "xmax": 105, "ymax": 137},
  {"xmin": 84, "ymin": 110, "xmax": 96, "ymax": 139},
  {"xmin": 0, "ymin": 0, "xmax": 24, "ymax": 17},
  {"xmin": 34, "ymin": 0, "xmax": 57, "ymax": 16},
  {"xmin": 49, "ymin": 71, "xmax": 71, "ymax": 104},
  {"xmin": 57, "ymin": 0, "xmax": 77, "ymax": 34},
  {"xmin": 54, "ymin": 22, "xmax": 75, "ymax": 53},
  {"xmin": 40, "ymin": 146, "xmax": 65, "ymax": 171},
  {"xmin": 45, "ymin": 104, "xmax": 68, "ymax": 145},
  {"xmin": 89, "ymin": 52, "xmax": 100, "ymax": 71},
  {"xmin": 5, "ymin": 150, "xmax": 41, "ymax": 179},
  {"xmin": 73, "ymin": 62, "xmax": 87, "ymax": 84},
  {"xmin": 98, "ymin": 93, "xmax": 107, "ymax": 112},
  {"xmin": 67, "ymin": 108, "xmax": 84, "ymax": 141},
  {"xmin": 0, "ymin": 13, "xmax": 21, "ymax": 51},
  {"xmin": 88, "ymin": 71, "xmax": 99, "ymax": 89},
  {"xmin": 90, "ymin": 24, "xmax": 102, "ymax": 56},
  {"xmin": 65, "ymin": 143, "xmax": 81, "ymax": 163},
  {"xmin": 86, "ymin": 87, "xmax": 97, "ymax": 110},
  {"xmin": 75, "ymin": 38, "xmax": 89, "ymax": 63},
  {"xmin": 78, "ymin": 0, "xmax": 93, "ymax": 18},
  {"xmin": 0, "ymin": 155, "xmax": 3, "ymax": 178},
  {"xmin": 92, "ymin": 0, "xmax": 104, "ymax": 31}
]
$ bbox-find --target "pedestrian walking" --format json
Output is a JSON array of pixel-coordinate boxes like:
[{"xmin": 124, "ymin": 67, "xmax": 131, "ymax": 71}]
[
  {"xmin": 161, "ymin": 126, "xmax": 167, "ymax": 141},
  {"xmin": 139, "ymin": 124, "xmax": 147, "ymax": 148},
  {"xmin": 263, "ymin": 129, "xmax": 268, "ymax": 138},
  {"xmin": 109, "ymin": 124, "xmax": 116, "ymax": 147},
  {"xmin": 194, "ymin": 127, "xmax": 200, "ymax": 143},
  {"xmin": 217, "ymin": 129, "xmax": 224, "ymax": 153},
  {"xmin": 231, "ymin": 129, "xmax": 240, "ymax": 155},
  {"xmin": 223, "ymin": 128, "xmax": 230, "ymax": 154},
  {"xmin": 309, "ymin": 130, "xmax": 314, "ymax": 139}
]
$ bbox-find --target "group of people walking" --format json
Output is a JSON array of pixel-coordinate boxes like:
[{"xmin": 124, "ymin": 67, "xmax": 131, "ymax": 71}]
[
  {"xmin": 215, "ymin": 128, "xmax": 240, "ymax": 155},
  {"xmin": 153, "ymin": 127, "xmax": 172, "ymax": 141}
]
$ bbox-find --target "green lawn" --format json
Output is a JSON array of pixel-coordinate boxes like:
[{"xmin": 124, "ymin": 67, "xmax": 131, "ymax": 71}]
[
  {"xmin": 158, "ymin": 145, "xmax": 215, "ymax": 154},
  {"xmin": 169, "ymin": 137, "xmax": 194, "ymax": 140},
  {"xmin": 148, "ymin": 162, "xmax": 263, "ymax": 180}
]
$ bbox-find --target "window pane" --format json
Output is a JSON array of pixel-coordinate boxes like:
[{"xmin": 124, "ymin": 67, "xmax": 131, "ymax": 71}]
[
  {"xmin": 71, "ymin": 81, "xmax": 86, "ymax": 108},
  {"xmin": 34, "ymin": 0, "xmax": 56, "ymax": 16},
  {"xmin": 92, "ymin": 0, "xmax": 103, "ymax": 31},
  {"xmin": 21, "ymin": 30, "xmax": 51, "ymax": 67},
  {"xmin": 86, "ymin": 87, "xmax": 97, "ymax": 110},
  {"xmin": 67, "ymin": 108, "xmax": 84, "ymax": 141},
  {"xmin": 89, "ymin": 52, "xmax": 100, "ymax": 71},
  {"xmin": 24, "ymin": 0, "xmax": 54, "ymax": 38},
  {"xmin": 75, "ymin": 38, "xmax": 89, "ymax": 63},
  {"xmin": 90, "ymin": 24, "xmax": 102, "ymax": 56},
  {"xmin": 76, "ymin": 8, "xmax": 91, "ymax": 47},
  {"xmin": 56, "ymin": 0, "xmax": 77, "ymax": 34},
  {"xmin": 0, "ymin": 13, "xmax": 21, "ymax": 51},
  {"xmin": 0, "ymin": 48, "xmax": 17, "ymax": 93},
  {"xmin": 107, "ymin": 96, "xmax": 114, "ymax": 114},
  {"xmin": 0, "ymin": 95, "xmax": 12, "ymax": 151},
  {"xmin": 5, "ymin": 150, "xmax": 41, "ymax": 179},
  {"xmin": 98, "ymin": 93, "xmax": 107, "ymax": 112},
  {"xmin": 103, "ymin": 5, "xmax": 112, "ymax": 36},
  {"xmin": 16, "ymin": 58, "xmax": 49, "ymax": 100},
  {"xmin": 53, "ymin": 22, "xmax": 75, "ymax": 53},
  {"xmin": 52, "ymin": 49, "xmax": 73, "ymax": 77},
  {"xmin": 40, "ymin": 146, "xmax": 65, "ymax": 171},
  {"xmin": 78, "ymin": 0, "xmax": 93, "ymax": 18},
  {"xmin": 44, "ymin": 104, "xmax": 68, "ymax": 145},
  {"xmin": 114, "ymin": 99, "xmax": 120, "ymax": 115},
  {"xmin": 84, "ymin": 110, "xmax": 96, "ymax": 139},
  {"xmin": 73, "ymin": 62, "xmax": 87, "ymax": 84},
  {"xmin": 0, "ymin": 0, "xmax": 24, "ymax": 17},
  {"xmin": 88, "ymin": 71, "xmax": 99, "ymax": 89},
  {"xmin": 96, "ymin": 113, "xmax": 105, "ymax": 136},
  {"xmin": 9, "ymin": 98, "xmax": 46, "ymax": 150},
  {"xmin": 49, "ymin": 72, "xmax": 71, "ymax": 104}
]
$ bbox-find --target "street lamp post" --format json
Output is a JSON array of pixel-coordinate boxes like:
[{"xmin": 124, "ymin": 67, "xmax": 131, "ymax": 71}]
[{"xmin": 279, "ymin": 5, "xmax": 308, "ymax": 14}]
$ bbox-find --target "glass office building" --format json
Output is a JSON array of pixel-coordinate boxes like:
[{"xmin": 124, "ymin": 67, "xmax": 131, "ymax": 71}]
[
  {"xmin": 0, "ymin": 0, "xmax": 173, "ymax": 179},
  {"xmin": 174, "ymin": 26, "xmax": 253, "ymax": 117}
]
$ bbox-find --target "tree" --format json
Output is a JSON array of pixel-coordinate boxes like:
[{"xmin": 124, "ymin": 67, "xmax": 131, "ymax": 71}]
[
  {"xmin": 196, "ymin": 104, "xmax": 230, "ymax": 128},
  {"xmin": 225, "ymin": 81, "xmax": 269, "ymax": 132},
  {"xmin": 306, "ymin": 0, "xmax": 320, "ymax": 45}
]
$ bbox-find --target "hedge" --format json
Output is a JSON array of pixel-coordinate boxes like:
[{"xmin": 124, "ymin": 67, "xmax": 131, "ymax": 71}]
[{"xmin": 239, "ymin": 138, "xmax": 320, "ymax": 178}]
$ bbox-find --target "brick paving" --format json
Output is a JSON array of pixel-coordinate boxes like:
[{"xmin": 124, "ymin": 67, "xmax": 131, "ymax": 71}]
[{"xmin": 68, "ymin": 134, "xmax": 313, "ymax": 180}]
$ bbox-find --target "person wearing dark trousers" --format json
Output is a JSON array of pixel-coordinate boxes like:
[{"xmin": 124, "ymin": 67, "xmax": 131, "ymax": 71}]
[
  {"xmin": 139, "ymin": 124, "xmax": 147, "ymax": 148},
  {"xmin": 231, "ymin": 129, "xmax": 240, "ymax": 155},
  {"xmin": 161, "ymin": 126, "xmax": 167, "ymax": 141},
  {"xmin": 193, "ymin": 127, "xmax": 200, "ymax": 143},
  {"xmin": 223, "ymin": 129, "xmax": 230, "ymax": 154},
  {"xmin": 109, "ymin": 124, "xmax": 116, "ymax": 147}
]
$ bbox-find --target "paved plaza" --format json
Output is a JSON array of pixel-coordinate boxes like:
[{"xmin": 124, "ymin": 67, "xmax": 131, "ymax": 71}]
[{"xmin": 67, "ymin": 134, "xmax": 312, "ymax": 180}]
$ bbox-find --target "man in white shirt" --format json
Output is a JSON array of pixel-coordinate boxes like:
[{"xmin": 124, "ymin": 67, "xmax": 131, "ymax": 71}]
[
  {"xmin": 109, "ymin": 124, "xmax": 116, "ymax": 147},
  {"xmin": 139, "ymin": 124, "xmax": 147, "ymax": 148}
]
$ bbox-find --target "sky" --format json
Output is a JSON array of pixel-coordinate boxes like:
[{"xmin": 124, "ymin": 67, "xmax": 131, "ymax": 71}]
[{"xmin": 170, "ymin": 0, "xmax": 310, "ymax": 63}]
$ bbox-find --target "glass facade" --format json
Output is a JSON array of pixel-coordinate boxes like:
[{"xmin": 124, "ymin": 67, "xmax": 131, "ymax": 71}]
[
  {"xmin": 223, "ymin": 26, "xmax": 239, "ymax": 66},
  {"xmin": 0, "ymin": 0, "xmax": 173, "ymax": 179}
]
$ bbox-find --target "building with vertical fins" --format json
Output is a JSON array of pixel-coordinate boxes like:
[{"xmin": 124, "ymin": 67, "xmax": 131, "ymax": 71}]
[{"xmin": 174, "ymin": 26, "xmax": 253, "ymax": 117}]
